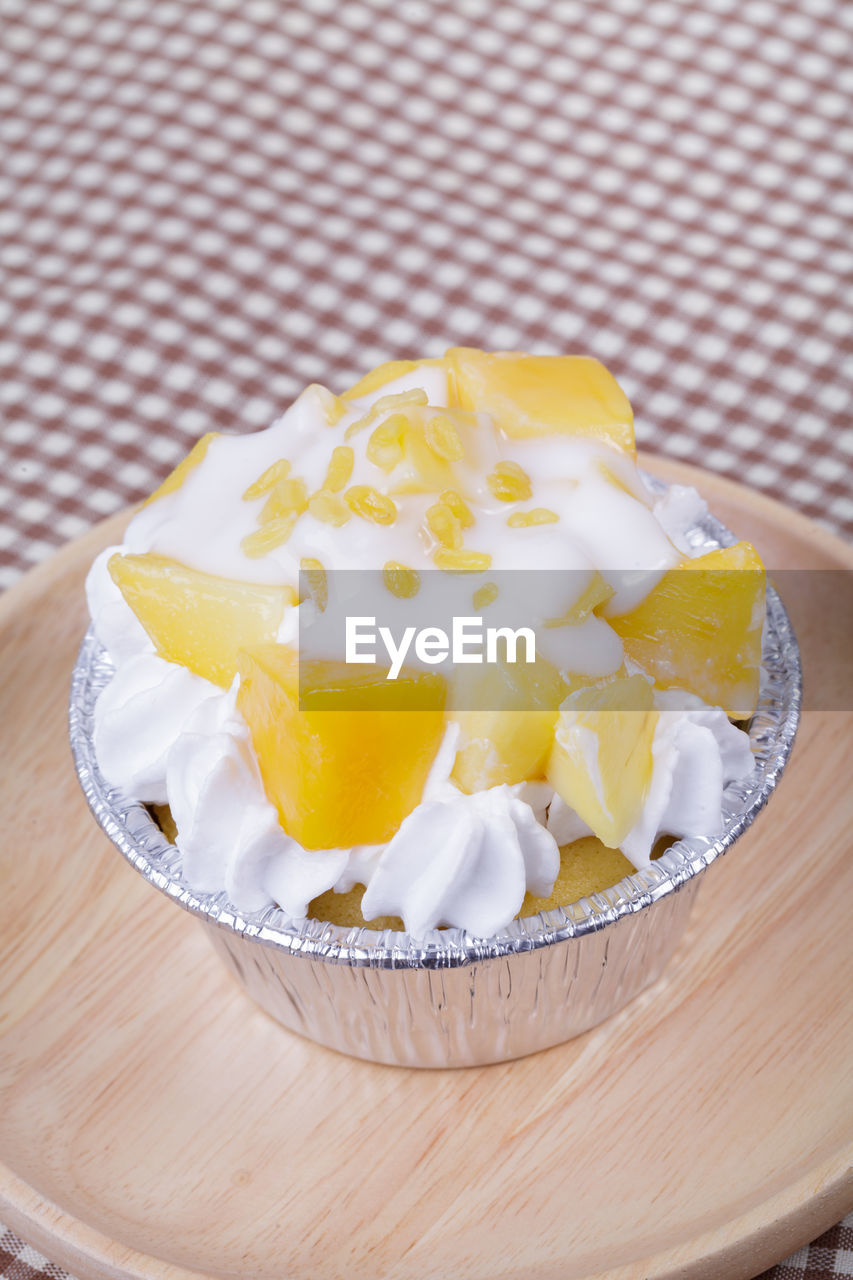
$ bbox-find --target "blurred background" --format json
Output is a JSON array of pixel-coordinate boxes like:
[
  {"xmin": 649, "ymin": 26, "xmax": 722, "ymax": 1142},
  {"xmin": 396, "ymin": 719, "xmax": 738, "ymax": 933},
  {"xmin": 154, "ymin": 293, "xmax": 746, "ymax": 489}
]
[
  {"xmin": 0, "ymin": 0, "xmax": 851, "ymax": 593},
  {"xmin": 0, "ymin": 1, "xmax": 850, "ymax": 1275}
]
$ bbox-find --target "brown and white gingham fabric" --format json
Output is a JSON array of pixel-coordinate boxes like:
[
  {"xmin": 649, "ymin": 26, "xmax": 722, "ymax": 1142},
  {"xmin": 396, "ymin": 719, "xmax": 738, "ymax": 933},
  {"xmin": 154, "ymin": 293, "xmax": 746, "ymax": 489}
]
[
  {"xmin": 1, "ymin": 0, "xmax": 852, "ymax": 595},
  {"xmin": 0, "ymin": 0, "xmax": 850, "ymax": 1275}
]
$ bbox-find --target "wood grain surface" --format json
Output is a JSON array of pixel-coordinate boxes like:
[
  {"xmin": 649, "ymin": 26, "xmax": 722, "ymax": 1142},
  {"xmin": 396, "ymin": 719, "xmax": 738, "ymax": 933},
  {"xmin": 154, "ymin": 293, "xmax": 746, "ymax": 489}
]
[{"xmin": 1, "ymin": 457, "xmax": 851, "ymax": 1280}]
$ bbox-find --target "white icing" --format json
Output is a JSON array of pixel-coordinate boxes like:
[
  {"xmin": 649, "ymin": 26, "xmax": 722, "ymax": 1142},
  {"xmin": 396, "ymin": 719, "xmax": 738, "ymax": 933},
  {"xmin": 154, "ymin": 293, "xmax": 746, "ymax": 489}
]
[
  {"xmin": 86, "ymin": 546, "xmax": 152, "ymax": 665},
  {"xmin": 544, "ymin": 689, "xmax": 755, "ymax": 871},
  {"xmin": 360, "ymin": 785, "xmax": 560, "ymax": 937},
  {"xmin": 617, "ymin": 690, "xmax": 754, "ymax": 868},
  {"xmin": 164, "ymin": 680, "xmax": 351, "ymax": 916},
  {"xmin": 121, "ymin": 378, "xmax": 683, "ymax": 610},
  {"xmin": 546, "ymin": 795, "xmax": 594, "ymax": 846},
  {"xmin": 93, "ymin": 653, "xmax": 220, "ymax": 803},
  {"xmin": 89, "ymin": 367, "xmax": 757, "ymax": 935}
]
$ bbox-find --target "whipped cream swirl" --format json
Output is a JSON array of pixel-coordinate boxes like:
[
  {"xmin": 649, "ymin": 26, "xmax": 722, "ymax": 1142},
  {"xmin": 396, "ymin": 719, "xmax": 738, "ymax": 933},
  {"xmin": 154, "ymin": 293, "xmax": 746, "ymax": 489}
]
[{"xmin": 86, "ymin": 368, "xmax": 756, "ymax": 936}]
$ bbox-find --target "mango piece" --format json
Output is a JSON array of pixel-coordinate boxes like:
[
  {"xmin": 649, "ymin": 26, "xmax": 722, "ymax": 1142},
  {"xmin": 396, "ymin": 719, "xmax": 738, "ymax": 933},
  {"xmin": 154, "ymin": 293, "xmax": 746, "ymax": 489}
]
[
  {"xmin": 143, "ymin": 433, "xmax": 218, "ymax": 507},
  {"xmin": 546, "ymin": 675, "xmax": 658, "ymax": 849},
  {"xmin": 236, "ymin": 645, "xmax": 446, "ymax": 849},
  {"xmin": 446, "ymin": 348, "xmax": 635, "ymax": 454},
  {"xmin": 451, "ymin": 654, "xmax": 567, "ymax": 793},
  {"xmin": 343, "ymin": 357, "xmax": 448, "ymax": 401},
  {"xmin": 108, "ymin": 553, "xmax": 295, "ymax": 688},
  {"xmin": 607, "ymin": 542, "xmax": 765, "ymax": 719}
]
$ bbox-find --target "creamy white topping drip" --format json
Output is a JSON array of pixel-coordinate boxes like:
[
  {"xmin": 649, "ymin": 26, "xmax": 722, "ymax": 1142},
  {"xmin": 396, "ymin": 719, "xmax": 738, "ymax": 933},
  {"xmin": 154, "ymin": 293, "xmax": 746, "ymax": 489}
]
[{"xmin": 88, "ymin": 370, "xmax": 756, "ymax": 936}]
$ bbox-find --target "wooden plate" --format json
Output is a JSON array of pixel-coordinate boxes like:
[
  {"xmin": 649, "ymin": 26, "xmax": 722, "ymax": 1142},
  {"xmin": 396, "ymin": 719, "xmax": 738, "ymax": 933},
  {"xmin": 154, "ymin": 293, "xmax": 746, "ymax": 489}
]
[{"xmin": 1, "ymin": 457, "xmax": 851, "ymax": 1280}]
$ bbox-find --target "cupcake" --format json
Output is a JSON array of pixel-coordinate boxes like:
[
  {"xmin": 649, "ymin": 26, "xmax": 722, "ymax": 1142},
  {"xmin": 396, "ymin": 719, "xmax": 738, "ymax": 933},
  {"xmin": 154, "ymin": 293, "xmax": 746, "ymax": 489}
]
[{"xmin": 74, "ymin": 349, "xmax": 797, "ymax": 1066}]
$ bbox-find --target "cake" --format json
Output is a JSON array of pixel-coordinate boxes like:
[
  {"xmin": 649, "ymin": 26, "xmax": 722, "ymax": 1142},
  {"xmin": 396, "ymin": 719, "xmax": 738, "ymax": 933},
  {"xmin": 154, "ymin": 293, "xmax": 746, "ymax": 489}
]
[{"xmin": 85, "ymin": 348, "xmax": 764, "ymax": 939}]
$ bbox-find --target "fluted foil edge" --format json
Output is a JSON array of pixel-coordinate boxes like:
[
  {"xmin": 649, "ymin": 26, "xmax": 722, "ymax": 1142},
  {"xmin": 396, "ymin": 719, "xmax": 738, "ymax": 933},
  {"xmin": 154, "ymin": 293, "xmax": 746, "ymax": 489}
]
[{"xmin": 69, "ymin": 489, "xmax": 802, "ymax": 1065}]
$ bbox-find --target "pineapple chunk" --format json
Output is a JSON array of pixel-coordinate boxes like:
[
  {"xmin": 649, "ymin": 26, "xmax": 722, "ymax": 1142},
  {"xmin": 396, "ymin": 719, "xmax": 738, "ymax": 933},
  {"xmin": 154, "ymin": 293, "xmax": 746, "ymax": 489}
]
[
  {"xmin": 546, "ymin": 676, "xmax": 659, "ymax": 849},
  {"xmin": 343, "ymin": 357, "xmax": 448, "ymax": 401},
  {"xmin": 142, "ymin": 433, "xmax": 218, "ymax": 507},
  {"xmin": 450, "ymin": 654, "xmax": 567, "ymax": 793},
  {"xmin": 237, "ymin": 645, "xmax": 446, "ymax": 849},
  {"xmin": 607, "ymin": 542, "xmax": 765, "ymax": 719},
  {"xmin": 446, "ymin": 348, "xmax": 635, "ymax": 454},
  {"xmin": 108, "ymin": 553, "xmax": 295, "ymax": 688}
]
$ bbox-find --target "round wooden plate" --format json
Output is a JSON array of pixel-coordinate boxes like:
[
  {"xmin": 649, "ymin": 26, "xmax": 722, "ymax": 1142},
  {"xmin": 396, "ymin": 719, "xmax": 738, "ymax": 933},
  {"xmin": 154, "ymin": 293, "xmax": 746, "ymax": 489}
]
[{"xmin": 1, "ymin": 457, "xmax": 851, "ymax": 1280}]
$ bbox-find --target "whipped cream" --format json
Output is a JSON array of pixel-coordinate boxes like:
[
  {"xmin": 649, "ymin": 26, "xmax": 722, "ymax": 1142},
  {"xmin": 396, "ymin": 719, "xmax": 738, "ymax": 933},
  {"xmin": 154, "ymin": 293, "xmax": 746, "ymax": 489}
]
[
  {"xmin": 87, "ymin": 365, "xmax": 757, "ymax": 935},
  {"xmin": 361, "ymin": 782, "xmax": 560, "ymax": 937},
  {"xmin": 122, "ymin": 369, "xmax": 681, "ymax": 621},
  {"xmin": 546, "ymin": 688, "xmax": 755, "ymax": 867}
]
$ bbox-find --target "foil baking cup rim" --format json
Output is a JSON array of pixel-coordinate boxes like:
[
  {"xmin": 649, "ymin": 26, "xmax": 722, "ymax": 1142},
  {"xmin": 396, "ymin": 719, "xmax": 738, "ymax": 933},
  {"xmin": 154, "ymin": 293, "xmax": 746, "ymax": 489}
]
[{"xmin": 69, "ymin": 484, "xmax": 802, "ymax": 970}]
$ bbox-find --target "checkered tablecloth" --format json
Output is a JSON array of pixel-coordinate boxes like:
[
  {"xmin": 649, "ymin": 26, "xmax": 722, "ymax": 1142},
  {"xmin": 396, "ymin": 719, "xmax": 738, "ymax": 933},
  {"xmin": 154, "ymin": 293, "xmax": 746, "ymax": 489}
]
[{"xmin": 0, "ymin": 0, "xmax": 850, "ymax": 1276}]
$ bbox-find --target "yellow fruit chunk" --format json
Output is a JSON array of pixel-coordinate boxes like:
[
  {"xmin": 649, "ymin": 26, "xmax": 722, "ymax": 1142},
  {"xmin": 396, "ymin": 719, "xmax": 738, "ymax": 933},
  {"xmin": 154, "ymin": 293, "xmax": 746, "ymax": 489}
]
[
  {"xmin": 366, "ymin": 415, "xmax": 407, "ymax": 470},
  {"xmin": 433, "ymin": 548, "xmax": 492, "ymax": 571},
  {"xmin": 108, "ymin": 553, "xmax": 295, "ymax": 687},
  {"xmin": 323, "ymin": 445, "xmax": 355, "ymax": 492},
  {"xmin": 345, "ymin": 484, "xmax": 397, "ymax": 524},
  {"xmin": 425, "ymin": 500, "xmax": 463, "ymax": 549},
  {"xmin": 544, "ymin": 571, "xmax": 614, "ymax": 628},
  {"xmin": 306, "ymin": 383, "xmax": 348, "ymax": 425},
  {"xmin": 299, "ymin": 557, "xmax": 327, "ymax": 611},
  {"xmin": 546, "ymin": 675, "xmax": 659, "ymax": 849},
  {"xmin": 307, "ymin": 489, "xmax": 350, "ymax": 526},
  {"xmin": 241, "ymin": 515, "xmax": 299, "ymax": 558},
  {"xmin": 440, "ymin": 488, "xmax": 474, "ymax": 527},
  {"xmin": 342, "ymin": 357, "xmax": 448, "ymax": 401},
  {"xmin": 507, "ymin": 507, "xmax": 559, "ymax": 528},
  {"xmin": 473, "ymin": 581, "xmax": 499, "ymax": 611},
  {"xmin": 143, "ymin": 433, "xmax": 218, "ymax": 507},
  {"xmin": 424, "ymin": 414, "xmax": 465, "ymax": 461},
  {"xmin": 384, "ymin": 408, "xmax": 479, "ymax": 496},
  {"xmin": 383, "ymin": 561, "xmax": 420, "ymax": 598},
  {"xmin": 607, "ymin": 542, "xmax": 765, "ymax": 719},
  {"xmin": 242, "ymin": 458, "xmax": 290, "ymax": 501},
  {"xmin": 345, "ymin": 389, "xmax": 428, "ymax": 440},
  {"xmin": 259, "ymin": 477, "xmax": 308, "ymax": 524},
  {"xmin": 237, "ymin": 645, "xmax": 446, "ymax": 849},
  {"xmin": 486, "ymin": 459, "xmax": 532, "ymax": 502},
  {"xmin": 446, "ymin": 347, "xmax": 635, "ymax": 454},
  {"xmin": 451, "ymin": 654, "xmax": 567, "ymax": 793}
]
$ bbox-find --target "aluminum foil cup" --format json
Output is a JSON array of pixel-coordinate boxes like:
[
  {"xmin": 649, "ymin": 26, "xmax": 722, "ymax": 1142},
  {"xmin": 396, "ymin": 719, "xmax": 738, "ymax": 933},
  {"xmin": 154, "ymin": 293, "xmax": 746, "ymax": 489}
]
[{"xmin": 69, "ymin": 494, "xmax": 801, "ymax": 1068}]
